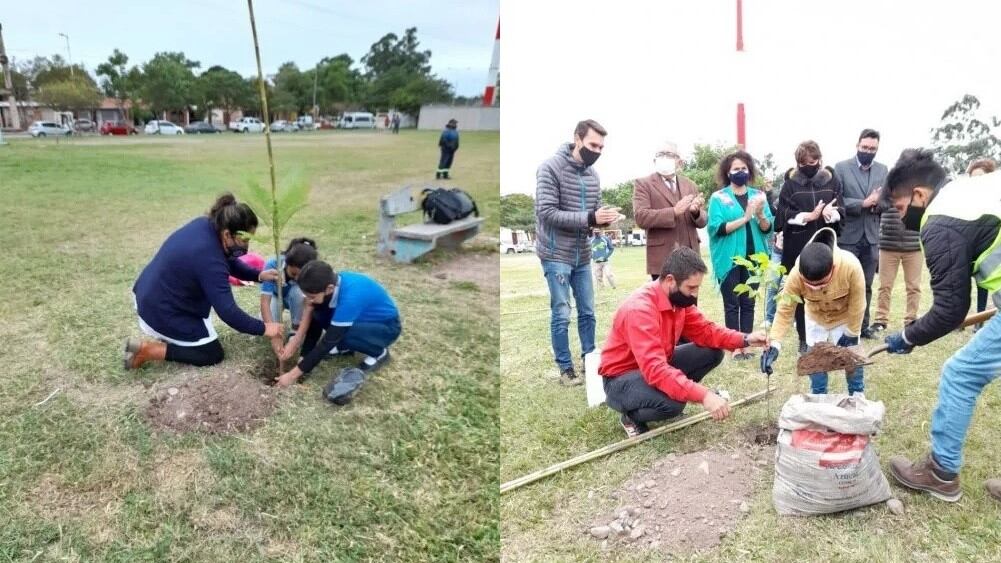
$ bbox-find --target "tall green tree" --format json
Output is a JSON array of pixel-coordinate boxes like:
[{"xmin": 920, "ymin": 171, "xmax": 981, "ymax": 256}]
[
  {"xmin": 684, "ymin": 144, "xmax": 739, "ymax": 199},
  {"xmin": 196, "ymin": 66, "xmax": 252, "ymax": 124},
  {"xmin": 139, "ymin": 52, "xmax": 200, "ymax": 118},
  {"xmin": 361, "ymin": 27, "xmax": 453, "ymax": 112},
  {"xmin": 35, "ymin": 75, "xmax": 102, "ymax": 113},
  {"xmin": 95, "ymin": 49, "xmax": 142, "ymax": 120},
  {"xmin": 309, "ymin": 54, "xmax": 365, "ymax": 113},
  {"xmin": 501, "ymin": 194, "xmax": 536, "ymax": 232},
  {"xmin": 270, "ymin": 62, "xmax": 309, "ymax": 115},
  {"xmin": 19, "ymin": 55, "xmax": 96, "ymax": 93},
  {"xmin": 930, "ymin": 94, "xmax": 1001, "ymax": 175}
]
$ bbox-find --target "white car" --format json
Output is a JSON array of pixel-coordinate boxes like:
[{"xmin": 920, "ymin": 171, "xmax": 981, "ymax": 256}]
[
  {"xmin": 339, "ymin": 112, "xmax": 376, "ymax": 129},
  {"xmin": 229, "ymin": 117, "xmax": 265, "ymax": 133},
  {"xmin": 144, "ymin": 120, "xmax": 184, "ymax": 135},
  {"xmin": 269, "ymin": 120, "xmax": 299, "ymax": 133},
  {"xmin": 28, "ymin": 121, "xmax": 71, "ymax": 137}
]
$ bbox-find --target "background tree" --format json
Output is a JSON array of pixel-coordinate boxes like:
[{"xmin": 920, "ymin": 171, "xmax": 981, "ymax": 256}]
[
  {"xmin": 270, "ymin": 61, "xmax": 309, "ymax": 116},
  {"xmin": 196, "ymin": 66, "xmax": 251, "ymax": 124},
  {"xmin": 500, "ymin": 193, "xmax": 536, "ymax": 232},
  {"xmin": 18, "ymin": 55, "xmax": 96, "ymax": 93},
  {"xmin": 34, "ymin": 75, "xmax": 101, "ymax": 115},
  {"xmin": 95, "ymin": 49, "xmax": 142, "ymax": 120},
  {"xmin": 139, "ymin": 52, "xmax": 200, "ymax": 120},
  {"xmin": 361, "ymin": 28, "xmax": 453, "ymax": 112},
  {"xmin": 930, "ymin": 94, "xmax": 1001, "ymax": 175}
]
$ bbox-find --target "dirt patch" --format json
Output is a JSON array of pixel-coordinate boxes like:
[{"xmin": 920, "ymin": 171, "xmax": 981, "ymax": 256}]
[
  {"xmin": 144, "ymin": 373, "xmax": 276, "ymax": 434},
  {"xmin": 432, "ymin": 253, "xmax": 498, "ymax": 291},
  {"xmin": 30, "ymin": 474, "xmax": 121, "ymax": 521},
  {"xmin": 742, "ymin": 422, "xmax": 780, "ymax": 446},
  {"xmin": 586, "ymin": 447, "xmax": 771, "ymax": 554},
  {"xmin": 797, "ymin": 342, "xmax": 867, "ymax": 375}
]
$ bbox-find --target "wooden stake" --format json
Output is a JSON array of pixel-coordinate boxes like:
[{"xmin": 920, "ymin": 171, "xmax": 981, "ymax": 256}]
[{"xmin": 500, "ymin": 387, "xmax": 774, "ymax": 495}]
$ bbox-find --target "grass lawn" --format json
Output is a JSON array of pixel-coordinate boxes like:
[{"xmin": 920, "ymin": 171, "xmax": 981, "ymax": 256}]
[
  {"xmin": 0, "ymin": 130, "xmax": 498, "ymax": 562},
  {"xmin": 500, "ymin": 245, "xmax": 1001, "ymax": 562}
]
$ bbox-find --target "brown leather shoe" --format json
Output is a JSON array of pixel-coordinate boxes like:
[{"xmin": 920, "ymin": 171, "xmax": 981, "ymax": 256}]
[
  {"xmin": 985, "ymin": 479, "xmax": 1001, "ymax": 502},
  {"xmin": 889, "ymin": 454, "xmax": 962, "ymax": 502},
  {"xmin": 123, "ymin": 338, "xmax": 167, "ymax": 370}
]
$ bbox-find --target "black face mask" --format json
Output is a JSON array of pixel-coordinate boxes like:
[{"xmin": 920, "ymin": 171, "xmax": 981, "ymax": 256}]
[
  {"xmin": 579, "ymin": 146, "xmax": 601, "ymax": 167},
  {"xmin": 799, "ymin": 164, "xmax": 820, "ymax": 178},
  {"xmin": 902, "ymin": 196, "xmax": 926, "ymax": 231},
  {"xmin": 857, "ymin": 151, "xmax": 876, "ymax": 167},
  {"xmin": 225, "ymin": 244, "xmax": 247, "ymax": 259},
  {"xmin": 669, "ymin": 288, "xmax": 698, "ymax": 308}
]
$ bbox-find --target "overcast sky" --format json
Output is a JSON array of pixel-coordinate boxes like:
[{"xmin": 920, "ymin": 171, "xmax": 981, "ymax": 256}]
[
  {"xmin": 501, "ymin": 0, "xmax": 1001, "ymax": 194},
  {"xmin": 2, "ymin": 0, "xmax": 498, "ymax": 96}
]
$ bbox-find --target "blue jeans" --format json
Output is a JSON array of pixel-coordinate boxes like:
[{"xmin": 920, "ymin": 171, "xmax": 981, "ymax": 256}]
[
  {"xmin": 808, "ymin": 335, "xmax": 864, "ymax": 395},
  {"xmin": 542, "ymin": 260, "xmax": 596, "ymax": 370},
  {"xmin": 765, "ymin": 247, "xmax": 783, "ymax": 324},
  {"xmin": 930, "ymin": 311, "xmax": 1001, "ymax": 473},
  {"xmin": 269, "ymin": 285, "xmax": 306, "ymax": 327},
  {"xmin": 839, "ymin": 240, "xmax": 878, "ymax": 331}
]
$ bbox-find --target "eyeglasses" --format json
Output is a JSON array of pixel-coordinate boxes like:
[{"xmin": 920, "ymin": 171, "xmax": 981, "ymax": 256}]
[
  {"xmin": 656, "ymin": 152, "xmax": 680, "ymax": 159},
  {"xmin": 858, "ymin": 145, "xmax": 878, "ymax": 153}
]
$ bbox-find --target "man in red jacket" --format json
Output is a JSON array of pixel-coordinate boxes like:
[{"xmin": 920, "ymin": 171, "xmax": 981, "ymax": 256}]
[{"xmin": 599, "ymin": 247, "xmax": 769, "ymax": 437}]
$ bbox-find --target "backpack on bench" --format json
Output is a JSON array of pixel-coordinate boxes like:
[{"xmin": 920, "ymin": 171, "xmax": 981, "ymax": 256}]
[{"xmin": 421, "ymin": 187, "xmax": 479, "ymax": 225}]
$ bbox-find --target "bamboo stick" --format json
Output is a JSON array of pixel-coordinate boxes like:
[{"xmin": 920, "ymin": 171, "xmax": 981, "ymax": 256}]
[{"xmin": 500, "ymin": 387, "xmax": 774, "ymax": 495}]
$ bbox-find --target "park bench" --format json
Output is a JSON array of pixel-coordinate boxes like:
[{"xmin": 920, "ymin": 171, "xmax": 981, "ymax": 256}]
[{"xmin": 377, "ymin": 185, "xmax": 484, "ymax": 263}]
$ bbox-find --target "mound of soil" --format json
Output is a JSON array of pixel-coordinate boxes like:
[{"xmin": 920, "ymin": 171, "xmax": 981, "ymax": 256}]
[
  {"xmin": 587, "ymin": 447, "xmax": 772, "ymax": 554},
  {"xmin": 743, "ymin": 422, "xmax": 780, "ymax": 446},
  {"xmin": 796, "ymin": 342, "xmax": 867, "ymax": 375},
  {"xmin": 144, "ymin": 373, "xmax": 276, "ymax": 434}
]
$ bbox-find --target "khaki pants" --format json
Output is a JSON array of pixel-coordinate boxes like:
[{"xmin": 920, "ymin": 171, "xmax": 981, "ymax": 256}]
[
  {"xmin": 592, "ymin": 261, "xmax": 616, "ymax": 289},
  {"xmin": 875, "ymin": 249, "xmax": 923, "ymax": 325}
]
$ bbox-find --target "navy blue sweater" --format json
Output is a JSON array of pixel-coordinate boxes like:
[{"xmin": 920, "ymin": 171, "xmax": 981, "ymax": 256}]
[{"xmin": 133, "ymin": 217, "xmax": 265, "ymax": 342}]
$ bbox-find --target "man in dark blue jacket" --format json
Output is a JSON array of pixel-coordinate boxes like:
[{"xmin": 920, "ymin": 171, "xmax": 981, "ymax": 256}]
[{"xmin": 436, "ymin": 119, "xmax": 459, "ymax": 179}]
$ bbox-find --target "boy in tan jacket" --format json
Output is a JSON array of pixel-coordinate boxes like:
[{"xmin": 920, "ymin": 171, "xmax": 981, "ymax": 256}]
[{"xmin": 760, "ymin": 227, "xmax": 867, "ymax": 394}]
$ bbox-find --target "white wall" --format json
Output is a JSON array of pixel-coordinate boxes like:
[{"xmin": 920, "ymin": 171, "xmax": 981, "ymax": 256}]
[{"xmin": 418, "ymin": 105, "xmax": 499, "ymax": 131}]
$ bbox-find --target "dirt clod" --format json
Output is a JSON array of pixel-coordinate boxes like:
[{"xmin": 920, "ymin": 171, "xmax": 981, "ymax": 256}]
[
  {"xmin": 145, "ymin": 373, "xmax": 276, "ymax": 434},
  {"xmin": 887, "ymin": 498, "xmax": 905, "ymax": 515},
  {"xmin": 587, "ymin": 448, "xmax": 769, "ymax": 554},
  {"xmin": 797, "ymin": 342, "xmax": 868, "ymax": 375}
]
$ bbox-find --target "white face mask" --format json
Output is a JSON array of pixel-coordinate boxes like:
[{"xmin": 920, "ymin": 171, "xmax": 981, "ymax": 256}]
[{"xmin": 655, "ymin": 157, "xmax": 677, "ymax": 176}]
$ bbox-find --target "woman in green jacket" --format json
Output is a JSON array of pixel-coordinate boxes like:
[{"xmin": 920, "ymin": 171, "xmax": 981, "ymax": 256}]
[{"xmin": 707, "ymin": 150, "xmax": 774, "ymax": 360}]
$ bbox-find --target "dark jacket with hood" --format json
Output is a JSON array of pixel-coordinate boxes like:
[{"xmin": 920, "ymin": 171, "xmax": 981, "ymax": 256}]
[
  {"xmin": 535, "ymin": 143, "xmax": 603, "ymax": 266},
  {"xmin": 904, "ymin": 176, "xmax": 1001, "ymax": 346},
  {"xmin": 776, "ymin": 166, "xmax": 842, "ymax": 271}
]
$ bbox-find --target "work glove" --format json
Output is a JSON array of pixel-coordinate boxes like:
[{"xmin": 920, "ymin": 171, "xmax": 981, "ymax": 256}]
[
  {"xmin": 760, "ymin": 343, "xmax": 781, "ymax": 375},
  {"xmin": 884, "ymin": 331, "xmax": 914, "ymax": 354},
  {"xmin": 836, "ymin": 334, "xmax": 859, "ymax": 348}
]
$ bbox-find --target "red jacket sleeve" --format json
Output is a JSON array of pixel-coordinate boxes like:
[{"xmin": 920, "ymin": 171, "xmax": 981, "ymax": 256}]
[
  {"xmin": 626, "ymin": 305, "xmax": 709, "ymax": 403},
  {"xmin": 681, "ymin": 307, "xmax": 746, "ymax": 351}
]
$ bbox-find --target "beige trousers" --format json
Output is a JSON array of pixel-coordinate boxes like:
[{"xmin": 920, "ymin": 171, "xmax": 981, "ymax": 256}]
[{"xmin": 875, "ymin": 249, "xmax": 923, "ymax": 325}]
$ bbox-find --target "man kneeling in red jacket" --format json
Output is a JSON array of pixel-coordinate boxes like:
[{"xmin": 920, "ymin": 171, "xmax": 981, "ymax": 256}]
[{"xmin": 599, "ymin": 247, "xmax": 769, "ymax": 437}]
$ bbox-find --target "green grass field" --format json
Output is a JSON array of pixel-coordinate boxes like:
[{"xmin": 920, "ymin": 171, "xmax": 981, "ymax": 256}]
[
  {"xmin": 500, "ymin": 245, "xmax": 1001, "ymax": 562},
  {"xmin": 0, "ymin": 130, "xmax": 499, "ymax": 562}
]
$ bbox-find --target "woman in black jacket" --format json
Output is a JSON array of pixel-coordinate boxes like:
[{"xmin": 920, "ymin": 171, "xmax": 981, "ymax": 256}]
[{"xmin": 776, "ymin": 140, "xmax": 843, "ymax": 353}]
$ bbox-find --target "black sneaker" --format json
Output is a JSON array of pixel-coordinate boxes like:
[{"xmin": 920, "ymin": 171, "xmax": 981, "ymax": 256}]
[
  {"xmin": 435, "ymin": 171, "xmax": 442, "ymax": 179},
  {"xmin": 861, "ymin": 327, "xmax": 876, "ymax": 340},
  {"xmin": 620, "ymin": 413, "xmax": 649, "ymax": 438},
  {"xmin": 798, "ymin": 341, "xmax": 809, "ymax": 356},
  {"xmin": 357, "ymin": 350, "xmax": 391, "ymax": 374},
  {"xmin": 559, "ymin": 367, "xmax": 583, "ymax": 386}
]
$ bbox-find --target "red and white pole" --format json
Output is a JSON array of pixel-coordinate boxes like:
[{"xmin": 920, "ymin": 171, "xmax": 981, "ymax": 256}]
[
  {"xmin": 735, "ymin": 0, "xmax": 746, "ymax": 148},
  {"xmin": 483, "ymin": 18, "xmax": 500, "ymax": 106}
]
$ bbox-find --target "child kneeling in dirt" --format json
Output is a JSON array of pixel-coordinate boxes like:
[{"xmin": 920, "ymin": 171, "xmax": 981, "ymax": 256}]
[
  {"xmin": 259, "ymin": 237, "xmax": 317, "ymax": 354},
  {"xmin": 761, "ymin": 227, "xmax": 867, "ymax": 394},
  {"xmin": 274, "ymin": 260, "xmax": 401, "ymax": 388}
]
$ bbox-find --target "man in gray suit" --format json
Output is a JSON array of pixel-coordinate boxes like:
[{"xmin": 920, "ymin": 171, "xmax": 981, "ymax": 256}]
[{"xmin": 833, "ymin": 129, "xmax": 888, "ymax": 339}]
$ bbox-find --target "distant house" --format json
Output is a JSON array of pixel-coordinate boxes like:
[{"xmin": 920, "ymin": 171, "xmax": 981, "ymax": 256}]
[{"xmin": 0, "ymin": 97, "xmax": 131, "ymax": 130}]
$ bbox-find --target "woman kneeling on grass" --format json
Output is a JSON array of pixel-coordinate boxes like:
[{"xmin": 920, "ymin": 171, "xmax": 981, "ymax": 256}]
[{"xmin": 124, "ymin": 193, "xmax": 284, "ymax": 369}]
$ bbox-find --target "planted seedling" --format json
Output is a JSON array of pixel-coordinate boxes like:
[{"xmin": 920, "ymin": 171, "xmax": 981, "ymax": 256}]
[{"xmin": 732, "ymin": 251, "xmax": 802, "ymax": 414}]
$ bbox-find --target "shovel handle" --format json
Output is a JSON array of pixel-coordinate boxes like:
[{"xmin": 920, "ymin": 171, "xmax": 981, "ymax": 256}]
[{"xmin": 867, "ymin": 307, "xmax": 997, "ymax": 359}]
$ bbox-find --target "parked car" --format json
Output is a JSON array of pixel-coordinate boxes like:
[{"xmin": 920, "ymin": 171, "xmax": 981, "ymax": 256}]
[
  {"xmin": 100, "ymin": 121, "xmax": 137, "ymax": 136},
  {"xmin": 228, "ymin": 117, "xmax": 265, "ymax": 133},
  {"xmin": 339, "ymin": 112, "xmax": 376, "ymax": 129},
  {"xmin": 296, "ymin": 116, "xmax": 316, "ymax": 130},
  {"xmin": 28, "ymin": 121, "xmax": 71, "ymax": 137},
  {"xmin": 144, "ymin": 120, "xmax": 184, "ymax": 135},
  {"xmin": 269, "ymin": 120, "xmax": 299, "ymax": 133},
  {"xmin": 72, "ymin": 119, "xmax": 96, "ymax": 133},
  {"xmin": 184, "ymin": 121, "xmax": 223, "ymax": 134}
]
